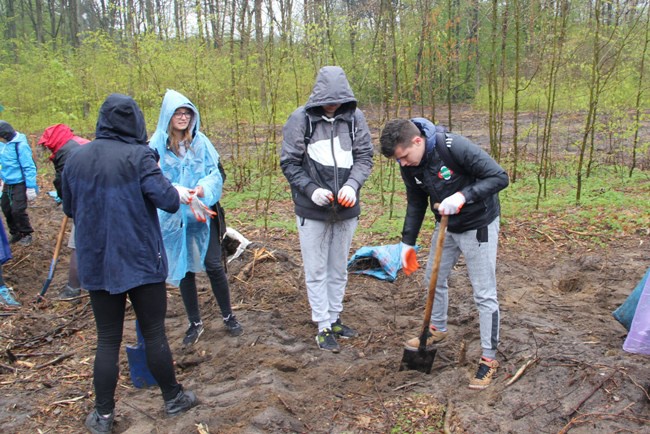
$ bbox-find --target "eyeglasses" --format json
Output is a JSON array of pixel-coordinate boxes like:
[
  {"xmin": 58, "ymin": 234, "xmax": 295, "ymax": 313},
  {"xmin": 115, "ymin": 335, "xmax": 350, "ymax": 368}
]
[{"xmin": 173, "ymin": 111, "xmax": 193, "ymax": 119}]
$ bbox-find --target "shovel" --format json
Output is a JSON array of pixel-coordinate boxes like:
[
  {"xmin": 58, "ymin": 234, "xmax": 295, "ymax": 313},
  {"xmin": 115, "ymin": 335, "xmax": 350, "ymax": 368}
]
[
  {"xmin": 35, "ymin": 215, "xmax": 68, "ymax": 302},
  {"xmin": 125, "ymin": 320, "xmax": 158, "ymax": 388},
  {"xmin": 399, "ymin": 214, "xmax": 449, "ymax": 374}
]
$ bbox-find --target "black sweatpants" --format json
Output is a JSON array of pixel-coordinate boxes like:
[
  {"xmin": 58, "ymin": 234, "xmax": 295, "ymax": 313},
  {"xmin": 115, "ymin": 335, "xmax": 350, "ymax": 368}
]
[
  {"xmin": 1, "ymin": 182, "xmax": 33, "ymax": 237},
  {"xmin": 89, "ymin": 282, "xmax": 181, "ymax": 414}
]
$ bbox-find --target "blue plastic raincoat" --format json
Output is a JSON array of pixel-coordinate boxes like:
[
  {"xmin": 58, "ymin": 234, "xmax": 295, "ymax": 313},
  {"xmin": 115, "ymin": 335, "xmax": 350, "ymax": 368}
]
[{"xmin": 149, "ymin": 90, "xmax": 223, "ymax": 286}]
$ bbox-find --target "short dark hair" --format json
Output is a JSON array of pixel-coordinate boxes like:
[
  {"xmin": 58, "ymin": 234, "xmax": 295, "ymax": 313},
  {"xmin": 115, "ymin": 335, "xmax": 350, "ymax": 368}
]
[{"xmin": 379, "ymin": 119, "xmax": 421, "ymax": 157}]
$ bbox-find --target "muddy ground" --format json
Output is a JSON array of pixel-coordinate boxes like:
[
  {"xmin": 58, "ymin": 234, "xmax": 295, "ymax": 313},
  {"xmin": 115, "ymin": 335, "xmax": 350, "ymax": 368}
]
[{"xmin": 1, "ymin": 107, "xmax": 649, "ymax": 433}]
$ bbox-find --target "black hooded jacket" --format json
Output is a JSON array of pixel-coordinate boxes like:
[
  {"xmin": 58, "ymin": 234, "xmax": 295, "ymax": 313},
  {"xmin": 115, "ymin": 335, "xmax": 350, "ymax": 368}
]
[{"xmin": 61, "ymin": 94, "xmax": 180, "ymax": 294}]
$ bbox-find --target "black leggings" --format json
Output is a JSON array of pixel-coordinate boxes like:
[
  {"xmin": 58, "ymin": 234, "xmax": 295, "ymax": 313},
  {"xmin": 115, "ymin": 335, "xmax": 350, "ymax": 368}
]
[
  {"xmin": 89, "ymin": 282, "xmax": 181, "ymax": 414},
  {"xmin": 179, "ymin": 217, "xmax": 232, "ymax": 324}
]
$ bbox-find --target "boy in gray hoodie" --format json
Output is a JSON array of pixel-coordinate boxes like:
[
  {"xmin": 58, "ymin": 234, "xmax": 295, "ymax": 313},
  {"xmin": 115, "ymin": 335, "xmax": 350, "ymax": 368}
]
[{"xmin": 280, "ymin": 66, "xmax": 374, "ymax": 352}]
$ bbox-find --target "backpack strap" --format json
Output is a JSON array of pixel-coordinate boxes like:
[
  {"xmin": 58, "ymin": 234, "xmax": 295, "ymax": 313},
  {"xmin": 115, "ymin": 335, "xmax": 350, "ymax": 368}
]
[{"xmin": 434, "ymin": 132, "xmax": 463, "ymax": 175}]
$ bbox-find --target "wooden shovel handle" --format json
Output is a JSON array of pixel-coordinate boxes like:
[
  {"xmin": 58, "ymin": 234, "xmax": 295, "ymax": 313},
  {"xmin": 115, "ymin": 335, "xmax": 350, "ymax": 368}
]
[{"xmin": 419, "ymin": 213, "xmax": 449, "ymax": 349}]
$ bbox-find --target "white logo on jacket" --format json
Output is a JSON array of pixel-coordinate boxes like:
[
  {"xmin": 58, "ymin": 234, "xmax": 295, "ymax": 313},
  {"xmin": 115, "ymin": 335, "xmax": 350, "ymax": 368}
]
[{"xmin": 307, "ymin": 136, "xmax": 354, "ymax": 169}]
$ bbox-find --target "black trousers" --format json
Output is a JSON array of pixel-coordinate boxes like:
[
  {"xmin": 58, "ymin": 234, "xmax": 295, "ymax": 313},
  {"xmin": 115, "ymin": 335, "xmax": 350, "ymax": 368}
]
[
  {"xmin": 1, "ymin": 182, "xmax": 33, "ymax": 236},
  {"xmin": 89, "ymin": 282, "xmax": 181, "ymax": 414},
  {"xmin": 180, "ymin": 215, "xmax": 232, "ymax": 324}
]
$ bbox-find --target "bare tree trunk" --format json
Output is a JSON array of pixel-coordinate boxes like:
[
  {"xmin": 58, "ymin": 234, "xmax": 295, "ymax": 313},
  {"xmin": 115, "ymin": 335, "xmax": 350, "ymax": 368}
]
[
  {"xmin": 630, "ymin": 7, "xmax": 650, "ymax": 177},
  {"xmin": 255, "ymin": 0, "xmax": 266, "ymax": 109},
  {"xmin": 536, "ymin": 0, "xmax": 568, "ymax": 209},
  {"xmin": 69, "ymin": 0, "xmax": 80, "ymax": 46}
]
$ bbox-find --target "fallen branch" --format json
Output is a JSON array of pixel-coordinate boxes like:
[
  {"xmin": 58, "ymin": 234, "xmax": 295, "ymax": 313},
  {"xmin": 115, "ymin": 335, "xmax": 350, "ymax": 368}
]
[
  {"xmin": 558, "ymin": 411, "xmax": 650, "ymax": 434},
  {"xmin": 0, "ymin": 362, "xmax": 17, "ymax": 374},
  {"xmin": 393, "ymin": 381, "xmax": 420, "ymax": 391},
  {"xmin": 51, "ymin": 395, "xmax": 86, "ymax": 406},
  {"xmin": 277, "ymin": 394, "xmax": 295, "ymax": 415},
  {"xmin": 506, "ymin": 357, "xmax": 538, "ymax": 387},
  {"xmin": 444, "ymin": 399, "xmax": 454, "ymax": 434},
  {"xmin": 34, "ymin": 352, "xmax": 74, "ymax": 370},
  {"xmin": 562, "ymin": 370, "xmax": 615, "ymax": 419}
]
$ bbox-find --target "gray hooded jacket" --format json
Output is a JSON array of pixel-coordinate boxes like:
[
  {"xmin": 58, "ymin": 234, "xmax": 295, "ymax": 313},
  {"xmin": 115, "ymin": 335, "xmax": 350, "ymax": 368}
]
[{"xmin": 280, "ymin": 66, "xmax": 374, "ymax": 221}]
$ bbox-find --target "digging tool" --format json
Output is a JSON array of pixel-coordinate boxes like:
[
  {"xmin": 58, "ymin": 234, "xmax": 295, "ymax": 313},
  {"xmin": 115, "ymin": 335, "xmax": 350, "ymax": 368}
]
[
  {"xmin": 35, "ymin": 214, "xmax": 69, "ymax": 302},
  {"xmin": 399, "ymin": 213, "xmax": 449, "ymax": 374},
  {"xmin": 125, "ymin": 320, "xmax": 157, "ymax": 388}
]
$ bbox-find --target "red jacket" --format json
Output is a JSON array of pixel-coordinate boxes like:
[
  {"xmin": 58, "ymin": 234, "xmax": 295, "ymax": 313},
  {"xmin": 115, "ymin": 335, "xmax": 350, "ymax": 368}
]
[{"xmin": 38, "ymin": 124, "xmax": 90, "ymax": 160}]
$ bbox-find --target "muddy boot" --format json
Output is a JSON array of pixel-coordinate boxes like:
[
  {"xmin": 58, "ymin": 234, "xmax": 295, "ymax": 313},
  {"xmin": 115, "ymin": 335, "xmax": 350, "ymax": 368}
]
[
  {"xmin": 84, "ymin": 409, "xmax": 114, "ymax": 434},
  {"xmin": 223, "ymin": 314, "xmax": 243, "ymax": 336},
  {"xmin": 164, "ymin": 388, "xmax": 198, "ymax": 417}
]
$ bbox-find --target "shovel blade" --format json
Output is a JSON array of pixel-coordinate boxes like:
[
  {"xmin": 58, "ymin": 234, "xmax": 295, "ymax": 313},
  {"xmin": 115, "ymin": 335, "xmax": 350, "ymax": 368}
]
[
  {"xmin": 399, "ymin": 346, "xmax": 437, "ymax": 374},
  {"xmin": 126, "ymin": 344, "xmax": 157, "ymax": 388}
]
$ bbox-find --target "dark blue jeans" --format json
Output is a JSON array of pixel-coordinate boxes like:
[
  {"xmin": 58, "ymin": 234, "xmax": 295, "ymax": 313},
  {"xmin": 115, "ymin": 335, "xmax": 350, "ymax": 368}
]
[{"xmin": 89, "ymin": 282, "xmax": 181, "ymax": 414}]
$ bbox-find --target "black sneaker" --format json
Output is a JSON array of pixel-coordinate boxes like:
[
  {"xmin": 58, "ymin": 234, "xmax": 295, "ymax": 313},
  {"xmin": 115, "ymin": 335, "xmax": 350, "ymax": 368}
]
[
  {"xmin": 331, "ymin": 318, "xmax": 359, "ymax": 339},
  {"xmin": 315, "ymin": 328, "xmax": 340, "ymax": 353},
  {"xmin": 85, "ymin": 409, "xmax": 114, "ymax": 434},
  {"xmin": 9, "ymin": 233, "xmax": 22, "ymax": 244},
  {"xmin": 164, "ymin": 388, "xmax": 198, "ymax": 417},
  {"xmin": 17, "ymin": 234, "xmax": 32, "ymax": 246},
  {"xmin": 223, "ymin": 314, "xmax": 243, "ymax": 337},
  {"xmin": 57, "ymin": 285, "xmax": 81, "ymax": 300},
  {"xmin": 182, "ymin": 321, "xmax": 204, "ymax": 346}
]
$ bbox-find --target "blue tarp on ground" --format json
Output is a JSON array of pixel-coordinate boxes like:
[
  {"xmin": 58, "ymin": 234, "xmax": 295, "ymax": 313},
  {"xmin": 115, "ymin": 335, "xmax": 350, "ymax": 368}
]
[
  {"xmin": 612, "ymin": 268, "xmax": 649, "ymax": 331},
  {"xmin": 348, "ymin": 243, "xmax": 417, "ymax": 282},
  {"xmin": 622, "ymin": 268, "xmax": 650, "ymax": 355}
]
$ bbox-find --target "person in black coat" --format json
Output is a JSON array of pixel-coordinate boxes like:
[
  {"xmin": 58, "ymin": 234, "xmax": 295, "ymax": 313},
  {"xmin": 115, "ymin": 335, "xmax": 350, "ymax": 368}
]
[
  {"xmin": 380, "ymin": 117, "xmax": 509, "ymax": 390},
  {"xmin": 61, "ymin": 94, "xmax": 198, "ymax": 433}
]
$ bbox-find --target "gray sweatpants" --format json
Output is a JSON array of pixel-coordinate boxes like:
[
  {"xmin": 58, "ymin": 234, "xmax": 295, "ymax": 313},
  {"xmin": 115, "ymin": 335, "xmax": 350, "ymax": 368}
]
[
  {"xmin": 297, "ymin": 216, "xmax": 358, "ymax": 331},
  {"xmin": 425, "ymin": 217, "xmax": 500, "ymax": 359}
]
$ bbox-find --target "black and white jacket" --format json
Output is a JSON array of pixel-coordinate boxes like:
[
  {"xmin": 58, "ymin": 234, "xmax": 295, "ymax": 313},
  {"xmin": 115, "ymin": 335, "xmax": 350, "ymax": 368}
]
[{"xmin": 280, "ymin": 66, "xmax": 374, "ymax": 221}]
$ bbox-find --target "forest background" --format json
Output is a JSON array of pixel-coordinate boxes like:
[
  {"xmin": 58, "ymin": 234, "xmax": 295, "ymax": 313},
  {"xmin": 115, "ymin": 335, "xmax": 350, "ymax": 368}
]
[{"xmin": 0, "ymin": 0, "xmax": 649, "ymax": 230}]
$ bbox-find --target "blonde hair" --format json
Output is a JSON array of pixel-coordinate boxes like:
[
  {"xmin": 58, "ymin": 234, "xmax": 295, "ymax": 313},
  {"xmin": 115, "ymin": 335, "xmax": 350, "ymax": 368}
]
[{"xmin": 167, "ymin": 122, "xmax": 193, "ymax": 155}]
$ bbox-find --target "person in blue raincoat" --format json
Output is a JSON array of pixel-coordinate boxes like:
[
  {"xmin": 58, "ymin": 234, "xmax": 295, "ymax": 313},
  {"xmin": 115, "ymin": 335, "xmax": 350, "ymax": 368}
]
[
  {"xmin": 0, "ymin": 121, "xmax": 38, "ymax": 246},
  {"xmin": 149, "ymin": 89, "xmax": 243, "ymax": 347}
]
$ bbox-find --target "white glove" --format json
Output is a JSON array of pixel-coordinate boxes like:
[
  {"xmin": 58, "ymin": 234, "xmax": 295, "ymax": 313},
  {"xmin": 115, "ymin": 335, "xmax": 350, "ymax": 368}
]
[
  {"xmin": 337, "ymin": 185, "xmax": 357, "ymax": 208},
  {"xmin": 174, "ymin": 185, "xmax": 193, "ymax": 205},
  {"xmin": 26, "ymin": 188, "xmax": 37, "ymax": 202},
  {"xmin": 189, "ymin": 194, "xmax": 216, "ymax": 222},
  {"xmin": 438, "ymin": 192, "xmax": 466, "ymax": 215},
  {"xmin": 311, "ymin": 188, "xmax": 334, "ymax": 207}
]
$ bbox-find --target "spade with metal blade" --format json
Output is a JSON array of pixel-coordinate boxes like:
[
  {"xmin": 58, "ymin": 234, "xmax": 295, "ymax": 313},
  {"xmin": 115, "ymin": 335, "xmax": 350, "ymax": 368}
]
[{"xmin": 399, "ymin": 214, "xmax": 448, "ymax": 374}]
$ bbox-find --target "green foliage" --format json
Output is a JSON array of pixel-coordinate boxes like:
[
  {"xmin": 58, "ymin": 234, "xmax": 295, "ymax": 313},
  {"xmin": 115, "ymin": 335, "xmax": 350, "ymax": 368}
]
[{"xmin": 500, "ymin": 161, "xmax": 650, "ymax": 238}]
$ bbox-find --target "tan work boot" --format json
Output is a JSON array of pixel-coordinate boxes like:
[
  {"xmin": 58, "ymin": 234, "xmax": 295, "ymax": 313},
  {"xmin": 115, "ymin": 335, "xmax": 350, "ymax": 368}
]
[
  {"xmin": 404, "ymin": 325, "xmax": 447, "ymax": 350},
  {"xmin": 468, "ymin": 357, "xmax": 499, "ymax": 390}
]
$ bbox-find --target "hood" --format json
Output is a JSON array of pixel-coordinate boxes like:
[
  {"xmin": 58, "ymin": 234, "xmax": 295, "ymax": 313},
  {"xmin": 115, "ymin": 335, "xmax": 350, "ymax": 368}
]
[
  {"xmin": 411, "ymin": 117, "xmax": 437, "ymax": 154},
  {"xmin": 305, "ymin": 66, "xmax": 357, "ymax": 117},
  {"xmin": 154, "ymin": 89, "xmax": 200, "ymax": 138},
  {"xmin": 0, "ymin": 120, "xmax": 16, "ymax": 142},
  {"xmin": 95, "ymin": 94, "xmax": 148, "ymax": 145},
  {"xmin": 38, "ymin": 124, "xmax": 74, "ymax": 154}
]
